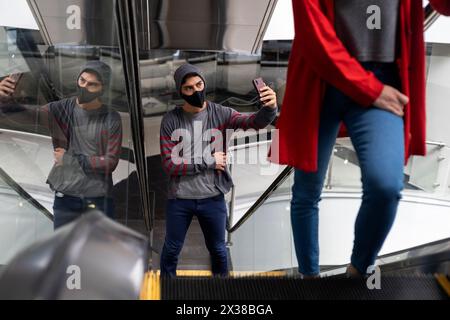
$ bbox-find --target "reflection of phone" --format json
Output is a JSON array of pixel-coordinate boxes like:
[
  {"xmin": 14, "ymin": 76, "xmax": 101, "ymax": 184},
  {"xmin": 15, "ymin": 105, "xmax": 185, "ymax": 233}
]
[
  {"xmin": 252, "ymin": 77, "xmax": 265, "ymax": 93},
  {"xmin": 9, "ymin": 73, "xmax": 22, "ymax": 83}
]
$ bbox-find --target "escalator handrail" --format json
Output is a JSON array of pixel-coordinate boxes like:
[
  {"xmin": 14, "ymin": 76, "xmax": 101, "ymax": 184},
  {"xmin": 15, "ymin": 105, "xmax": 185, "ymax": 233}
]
[
  {"xmin": 0, "ymin": 166, "xmax": 53, "ymax": 221},
  {"xmin": 227, "ymin": 165, "xmax": 293, "ymax": 233},
  {"xmin": 227, "ymin": 5, "xmax": 440, "ymax": 235},
  {"xmin": 424, "ymin": 4, "xmax": 440, "ymax": 31},
  {"xmin": 320, "ymin": 236, "xmax": 450, "ymax": 277},
  {"xmin": 116, "ymin": 0, "xmax": 153, "ymax": 234}
]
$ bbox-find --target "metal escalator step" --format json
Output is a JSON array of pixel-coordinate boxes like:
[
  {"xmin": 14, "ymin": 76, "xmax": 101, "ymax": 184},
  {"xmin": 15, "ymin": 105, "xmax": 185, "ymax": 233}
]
[
  {"xmin": 141, "ymin": 270, "xmax": 288, "ymax": 300},
  {"xmin": 161, "ymin": 275, "xmax": 448, "ymax": 300}
]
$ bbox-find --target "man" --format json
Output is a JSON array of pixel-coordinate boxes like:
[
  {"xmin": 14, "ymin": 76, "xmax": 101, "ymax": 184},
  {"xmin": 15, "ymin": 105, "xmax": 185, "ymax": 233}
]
[
  {"xmin": 271, "ymin": 0, "xmax": 450, "ymax": 277},
  {"xmin": 160, "ymin": 63, "xmax": 277, "ymax": 277},
  {"xmin": 45, "ymin": 60, "xmax": 122, "ymax": 229}
]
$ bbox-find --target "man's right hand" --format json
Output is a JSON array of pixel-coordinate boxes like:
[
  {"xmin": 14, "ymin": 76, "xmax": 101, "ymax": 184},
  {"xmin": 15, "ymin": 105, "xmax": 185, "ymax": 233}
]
[
  {"xmin": 213, "ymin": 152, "xmax": 227, "ymax": 171},
  {"xmin": 373, "ymin": 85, "xmax": 409, "ymax": 117}
]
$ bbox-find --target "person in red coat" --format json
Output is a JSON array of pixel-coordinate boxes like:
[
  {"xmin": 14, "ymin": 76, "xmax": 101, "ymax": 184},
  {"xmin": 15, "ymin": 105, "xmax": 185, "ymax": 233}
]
[{"xmin": 270, "ymin": 0, "xmax": 450, "ymax": 277}]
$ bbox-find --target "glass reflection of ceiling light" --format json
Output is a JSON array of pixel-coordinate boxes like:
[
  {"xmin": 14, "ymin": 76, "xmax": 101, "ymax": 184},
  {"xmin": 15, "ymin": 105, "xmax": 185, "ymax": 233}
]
[
  {"xmin": 344, "ymin": 159, "xmax": 349, "ymax": 165},
  {"xmin": 19, "ymin": 202, "xmax": 23, "ymax": 207},
  {"xmin": 285, "ymin": 206, "xmax": 290, "ymax": 211}
]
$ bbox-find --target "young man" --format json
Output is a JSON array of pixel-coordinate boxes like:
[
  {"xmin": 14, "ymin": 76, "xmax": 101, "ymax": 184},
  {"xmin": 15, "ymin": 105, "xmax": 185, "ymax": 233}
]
[
  {"xmin": 45, "ymin": 60, "xmax": 122, "ymax": 229},
  {"xmin": 271, "ymin": 0, "xmax": 450, "ymax": 277},
  {"xmin": 159, "ymin": 63, "xmax": 277, "ymax": 277}
]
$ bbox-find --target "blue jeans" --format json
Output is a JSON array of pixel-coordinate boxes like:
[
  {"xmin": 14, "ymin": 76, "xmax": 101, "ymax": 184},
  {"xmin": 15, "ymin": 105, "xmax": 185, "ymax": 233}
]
[
  {"xmin": 53, "ymin": 194, "xmax": 115, "ymax": 229},
  {"xmin": 291, "ymin": 62, "xmax": 404, "ymax": 275},
  {"xmin": 160, "ymin": 194, "xmax": 228, "ymax": 277}
]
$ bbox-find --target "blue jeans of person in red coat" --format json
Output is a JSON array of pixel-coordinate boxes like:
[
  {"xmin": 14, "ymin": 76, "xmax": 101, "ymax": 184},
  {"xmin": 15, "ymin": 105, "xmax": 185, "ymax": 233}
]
[{"xmin": 291, "ymin": 62, "xmax": 404, "ymax": 276}]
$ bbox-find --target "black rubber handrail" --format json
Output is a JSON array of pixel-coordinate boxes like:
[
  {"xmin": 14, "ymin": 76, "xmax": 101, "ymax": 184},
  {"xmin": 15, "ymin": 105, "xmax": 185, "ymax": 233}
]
[
  {"xmin": 424, "ymin": 4, "xmax": 440, "ymax": 31},
  {"xmin": 116, "ymin": 0, "xmax": 153, "ymax": 234},
  {"xmin": 0, "ymin": 166, "xmax": 53, "ymax": 221},
  {"xmin": 228, "ymin": 165, "xmax": 293, "ymax": 233}
]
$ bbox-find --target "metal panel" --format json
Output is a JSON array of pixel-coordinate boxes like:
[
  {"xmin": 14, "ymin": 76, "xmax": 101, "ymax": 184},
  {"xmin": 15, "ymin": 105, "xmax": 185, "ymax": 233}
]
[
  {"xmin": 26, "ymin": 0, "xmax": 277, "ymax": 52},
  {"xmin": 27, "ymin": 0, "xmax": 118, "ymax": 46},
  {"xmin": 147, "ymin": 0, "xmax": 277, "ymax": 53}
]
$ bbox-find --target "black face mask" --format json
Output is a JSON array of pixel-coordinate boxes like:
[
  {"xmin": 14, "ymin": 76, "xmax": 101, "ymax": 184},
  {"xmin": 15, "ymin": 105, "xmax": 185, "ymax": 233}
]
[
  {"xmin": 77, "ymin": 85, "xmax": 103, "ymax": 104},
  {"xmin": 181, "ymin": 89, "xmax": 205, "ymax": 108}
]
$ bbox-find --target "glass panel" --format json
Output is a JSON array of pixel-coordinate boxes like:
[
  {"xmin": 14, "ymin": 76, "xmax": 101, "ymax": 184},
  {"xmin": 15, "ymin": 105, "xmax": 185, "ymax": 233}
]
[
  {"xmin": 0, "ymin": 1, "xmax": 144, "ymax": 264},
  {"xmin": 130, "ymin": 3, "xmax": 450, "ymax": 274},
  {"xmin": 0, "ymin": 169, "xmax": 52, "ymax": 265},
  {"xmin": 327, "ymin": 41, "xmax": 450, "ymax": 200},
  {"xmin": 229, "ymin": 173, "xmax": 295, "ymax": 272},
  {"xmin": 408, "ymin": 144, "xmax": 442, "ymax": 192},
  {"xmin": 325, "ymin": 139, "xmax": 363, "ymax": 190},
  {"xmin": 230, "ymin": 141, "xmax": 285, "ymax": 206},
  {"xmin": 140, "ymin": 44, "xmax": 288, "ymax": 268},
  {"xmin": 229, "ymin": 37, "xmax": 450, "ymax": 272}
]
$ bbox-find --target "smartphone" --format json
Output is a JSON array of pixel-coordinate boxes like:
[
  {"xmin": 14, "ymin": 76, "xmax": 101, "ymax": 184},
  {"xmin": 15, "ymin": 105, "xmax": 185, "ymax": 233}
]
[
  {"xmin": 9, "ymin": 73, "xmax": 22, "ymax": 82},
  {"xmin": 252, "ymin": 77, "xmax": 265, "ymax": 93}
]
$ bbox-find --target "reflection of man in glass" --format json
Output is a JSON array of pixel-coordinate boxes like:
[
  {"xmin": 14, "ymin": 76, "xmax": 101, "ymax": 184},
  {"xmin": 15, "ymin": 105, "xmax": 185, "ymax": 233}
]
[
  {"xmin": 45, "ymin": 61, "xmax": 122, "ymax": 229},
  {"xmin": 159, "ymin": 64, "xmax": 277, "ymax": 277}
]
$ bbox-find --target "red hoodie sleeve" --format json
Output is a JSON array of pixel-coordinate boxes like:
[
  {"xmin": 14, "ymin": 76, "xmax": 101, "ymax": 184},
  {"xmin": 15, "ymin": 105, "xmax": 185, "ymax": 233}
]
[
  {"xmin": 429, "ymin": 0, "xmax": 450, "ymax": 16},
  {"xmin": 292, "ymin": 0, "xmax": 384, "ymax": 107}
]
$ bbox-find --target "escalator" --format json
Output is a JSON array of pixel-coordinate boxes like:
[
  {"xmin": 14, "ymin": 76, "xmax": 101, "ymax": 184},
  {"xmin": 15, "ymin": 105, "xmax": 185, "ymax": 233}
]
[
  {"xmin": 0, "ymin": 0, "xmax": 449, "ymax": 301},
  {"xmin": 161, "ymin": 274, "xmax": 449, "ymax": 300},
  {"xmin": 143, "ymin": 157, "xmax": 450, "ymax": 299},
  {"xmin": 142, "ymin": 236, "xmax": 450, "ymax": 299},
  {"xmin": 140, "ymin": 3, "xmax": 450, "ymax": 300}
]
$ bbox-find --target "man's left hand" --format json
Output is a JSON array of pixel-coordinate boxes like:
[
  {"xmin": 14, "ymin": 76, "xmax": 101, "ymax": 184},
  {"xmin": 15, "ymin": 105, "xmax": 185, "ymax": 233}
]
[
  {"xmin": 54, "ymin": 148, "xmax": 66, "ymax": 166},
  {"xmin": 258, "ymin": 86, "xmax": 277, "ymax": 109}
]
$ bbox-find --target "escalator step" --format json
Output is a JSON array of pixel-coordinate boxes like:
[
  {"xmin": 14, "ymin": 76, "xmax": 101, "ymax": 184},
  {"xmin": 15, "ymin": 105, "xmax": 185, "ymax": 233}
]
[{"xmin": 161, "ymin": 275, "xmax": 448, "ymax": 300}]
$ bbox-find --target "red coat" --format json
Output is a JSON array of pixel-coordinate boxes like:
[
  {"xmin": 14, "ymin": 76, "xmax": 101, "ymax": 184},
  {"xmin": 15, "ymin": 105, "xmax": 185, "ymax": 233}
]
[{"xmin": 270, "ymin": 0, "xmax": 450, "ymax": 172}]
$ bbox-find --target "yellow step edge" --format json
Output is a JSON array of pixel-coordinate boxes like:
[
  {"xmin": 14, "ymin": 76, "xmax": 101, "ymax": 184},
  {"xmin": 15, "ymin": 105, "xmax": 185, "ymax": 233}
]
[
  {"xmin": 140, "ymin": 271, "xmax": 161, "ymax": 300},
  {"xmin": 435, "ymin": 274, "xmax": 450, "ymax": 297},
  {"xmin": 175, "ymin": 270, "xmax": 287, "ymax": 277},
  {"xmin": 140, "ymin": 270, "xmax": 287, "ymax": 300}
]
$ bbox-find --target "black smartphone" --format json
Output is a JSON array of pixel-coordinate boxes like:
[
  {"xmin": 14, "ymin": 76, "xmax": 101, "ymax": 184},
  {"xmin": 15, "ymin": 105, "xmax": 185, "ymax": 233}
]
[
  {"xmin": 252, "ymin": 77, "xmax": 265, "ymax": 93},
  {"xmin": 9, "ymin": 73, "xmax": 22, "ymax": 83}
]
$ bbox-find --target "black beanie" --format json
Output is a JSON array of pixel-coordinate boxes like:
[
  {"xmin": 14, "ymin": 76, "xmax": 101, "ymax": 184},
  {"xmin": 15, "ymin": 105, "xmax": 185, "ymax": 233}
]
[
  {"xmin": 78, "ymin": 60, "xmax": 112, "ymax": 87},
  {"xmin": 173, "ymin": 64, "xmax": 206, "ymax": 97}
]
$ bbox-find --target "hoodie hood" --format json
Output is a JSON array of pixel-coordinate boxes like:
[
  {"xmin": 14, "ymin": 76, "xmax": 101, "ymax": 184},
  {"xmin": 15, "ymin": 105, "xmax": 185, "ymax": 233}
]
[
  {"xmin": 173, "ymin": 63, "xmax": 206, "ymax": 97},
  {"xmin": 78, "ymin": 60, "xmax": 112, "ymax": 88}
]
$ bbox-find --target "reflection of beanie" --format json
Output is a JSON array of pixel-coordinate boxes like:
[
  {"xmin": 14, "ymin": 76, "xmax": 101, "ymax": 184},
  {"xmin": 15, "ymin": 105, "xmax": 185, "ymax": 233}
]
[
  {"xmin": 78, "ymin": 61, "xmax": 112, "ymax": 87},
  {"xmin": 173, "ymin": 64, "xmax": 206, "ymax": 96}
]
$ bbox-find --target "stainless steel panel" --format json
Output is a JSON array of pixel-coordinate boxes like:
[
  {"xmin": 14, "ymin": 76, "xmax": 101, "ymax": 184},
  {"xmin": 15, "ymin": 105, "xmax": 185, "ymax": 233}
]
[
  {"xmin": 147, "ymin": 0, "xmax": 277, "ymax": 53},
  {"xmin": 26, "ymin": 0, "xmax": 277, "ymax": 52},
  {"xmin": 27, "ymin": 0, "xmax": 118, "ymax": 46}
]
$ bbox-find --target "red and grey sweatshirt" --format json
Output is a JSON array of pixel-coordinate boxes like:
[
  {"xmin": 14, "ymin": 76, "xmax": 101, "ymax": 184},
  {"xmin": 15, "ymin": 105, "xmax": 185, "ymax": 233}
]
[{"xmin": 160, "ymin": 101, "xmax": 276, "ymax": 199}]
